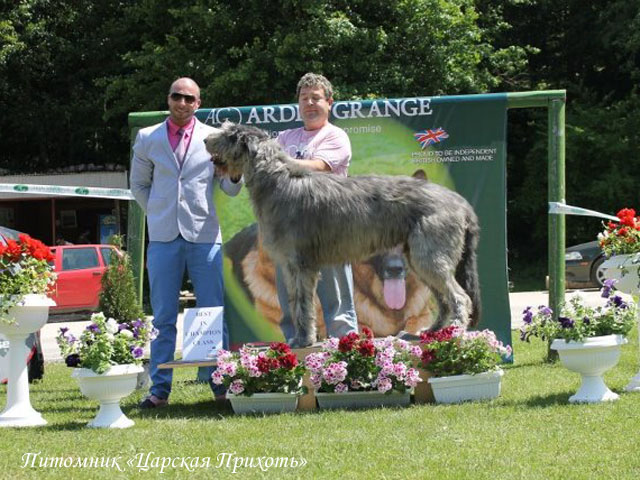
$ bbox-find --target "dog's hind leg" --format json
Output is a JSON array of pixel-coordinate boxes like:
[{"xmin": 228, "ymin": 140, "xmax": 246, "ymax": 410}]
[
  {"xmin": 406, "ymin": 229, "xmax": 472, "ymax": 330},
  {"xmin": 281, "ymin": 264, "xmax": 319, "ymax": 347}
]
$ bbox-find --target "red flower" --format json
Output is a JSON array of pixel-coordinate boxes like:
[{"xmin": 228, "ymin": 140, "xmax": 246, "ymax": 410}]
[
  {"xmin": 269, "ymin": 342, "xmax": 291, "ymax": 354},
  {"xmin": 617, "ymin": 208, "xmax": 637, "ymax": 227},
  {"xmin": 22, "ymin": 235, "xmax": 54, "ymax": 262},
  {"xmin": 338, "ymin": 332, "xmax": 360, "ymax": 352},
  {"xmin": 278, "ymin": 352, "xmax": 298, "ymax": 369},
  {"xmin": 4, "ymin": 239, "xmax": 22, "ymax": 261},
  {"xmin": 420, "ymin": 326, "xmax": 459, "ymax": 344},
  {"xmin": 421, "ymin": 349, "xmax": 435, "ymax": 365},
  {"xmin": 357, "ymin": 340, "xmax": 375, "ymax": 357},
  {"xmin": 257, "ymin": 356, "xmax": 278, "ymax": 373},
  {"xmin": 618, "ymin": 227, "xmax": 628, "ymax": 236},
  {"xmin": 361, "ymin": 326, "xmax": 374, "ymax": 339}
]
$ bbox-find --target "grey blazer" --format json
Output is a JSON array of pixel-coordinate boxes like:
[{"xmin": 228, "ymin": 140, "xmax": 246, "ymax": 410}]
[{"xmin": 130, "ymin": 118, "xmax": 241, "ymax": 243}]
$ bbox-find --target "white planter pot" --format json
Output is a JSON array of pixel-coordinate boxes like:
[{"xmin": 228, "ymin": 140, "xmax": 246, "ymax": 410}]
[
  {"xmin": 551, "ymin": 334, "xmax": 627, "ymax": 403},
  {"xmin": 315, "ymin": 390, "xmax": 411, "ymax": 410},
  {"xmin": 600, "ymin": 253, "xmax": 640, "ymax": 393},
  {"xmin": 0, "ymin": 294, "xmax": 55, "ymax": 427},
  {"xmin": 428, "ymin": 369, "xmax": 504, "ymax": 404},
  {"xmin": 227, "ymin": 392, "xmax": 299, "ymax": 414},
  {"xmin": 72, "ymin": 364, "xmax": 144, "ymax": 428}
]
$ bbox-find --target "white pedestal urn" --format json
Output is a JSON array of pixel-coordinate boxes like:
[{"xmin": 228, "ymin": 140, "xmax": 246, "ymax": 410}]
[
  {"xmin": 600, "ymin": 253, "xmax": 640, "ymax": 392},
  {"xmin": 428, "ymin": 369, "xmax": 504, "ymax": 404},
  {"xmin": 227, "ymin": 392, "xmax": 299, "ymax": 414},
  {"xmin": 551, "ymin": 334, "xmax": 627, "ymax": 403},
  {"xmin": 0, "ymin": 294, "xmax": 55, "ymax": 427},
  {"xmin": 72, "ymin": 364, "xmax": 144, "ymax": 428}
]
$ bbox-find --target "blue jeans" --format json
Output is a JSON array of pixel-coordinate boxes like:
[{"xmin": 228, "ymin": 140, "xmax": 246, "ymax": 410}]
[
  {"xmin": 147, "ymin": 237, "xmax": 228, "ymax": 400},
  {"xmin": 275, "ymin": 264, "xmax": 358, "ymax": 341}
]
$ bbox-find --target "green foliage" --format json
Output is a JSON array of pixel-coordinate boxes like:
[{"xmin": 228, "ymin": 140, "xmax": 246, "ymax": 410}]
[{"xmin": 98, "ymin": 235, "xmax": 144, "ymax": 322}]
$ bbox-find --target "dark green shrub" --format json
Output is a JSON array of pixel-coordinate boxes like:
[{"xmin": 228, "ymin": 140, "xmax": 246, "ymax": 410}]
[{"xmin": 99, "ymin": 235, "xmax": 145, "ymax": 321}]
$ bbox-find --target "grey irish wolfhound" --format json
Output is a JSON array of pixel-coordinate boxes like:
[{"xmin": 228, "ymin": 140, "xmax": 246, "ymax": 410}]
[{"xmin": 204, "ymin": 122, "xmax": 481, "ymax": 347}]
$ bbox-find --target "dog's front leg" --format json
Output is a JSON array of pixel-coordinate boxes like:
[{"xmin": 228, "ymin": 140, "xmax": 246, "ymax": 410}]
[{"xmin": 287, "ymin": 267, "xmax": 319, "ymax": 348}]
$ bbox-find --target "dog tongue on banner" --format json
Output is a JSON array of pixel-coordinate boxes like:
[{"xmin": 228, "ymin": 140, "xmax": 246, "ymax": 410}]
[{"xmin": 383, "ymin": 279, "xmax": 406, "ymax": 310}]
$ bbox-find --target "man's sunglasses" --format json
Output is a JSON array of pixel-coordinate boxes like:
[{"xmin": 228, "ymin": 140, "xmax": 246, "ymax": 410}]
[{"xmin": 169, "ymin": 92, "xmax": 197, "ymax": 104}]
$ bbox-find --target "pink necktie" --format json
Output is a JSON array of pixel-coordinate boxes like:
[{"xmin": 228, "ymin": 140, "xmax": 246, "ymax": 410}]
[{"xmin": 175, "ymin": 128, "xmax": 187, "ymax": 167}]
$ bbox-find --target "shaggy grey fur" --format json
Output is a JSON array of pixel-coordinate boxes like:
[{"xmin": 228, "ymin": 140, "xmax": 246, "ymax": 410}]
[{"xmin": 205, "ymin": 122, "xmax": 481, "ymax": 347}]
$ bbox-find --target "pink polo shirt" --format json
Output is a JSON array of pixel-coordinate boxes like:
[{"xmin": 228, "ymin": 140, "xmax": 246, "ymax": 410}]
[
  {"xmin": 167, "ymin": 117, "xmax": 195, "ymax": 152},
  {"xmin": 277, "ymin": 123, "xmax": 351, "ymax": 177}
]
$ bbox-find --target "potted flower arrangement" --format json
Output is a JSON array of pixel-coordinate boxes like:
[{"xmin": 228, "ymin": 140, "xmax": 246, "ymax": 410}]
[
  {"xmin": 0, "ymin": 233, "xmax": 56, "ymax": 427},
  {"xmin": 56, "ymin": 237, "xmax": 156, "ymax": 428},
  {"xmin": 521, "ymin": 285, "xmax": 636, "ymax": 403},
  {"xmin": 56, "ymin": 312, "xmax": 156, "ymax": 428},
  {"xmin": 597, "ymin": 207, "xmax": 640, "ymax": 392},
  {"xmin": 212, "ymin": 342, "xmax": 307, "ymax": 414},
  {"xmin": 598, "ymin": 207, "xmax": 640, "ymax": 294},
  {"xmin": 0, "ymin": 233, "xmax": 56, "ymax": 326},
  {"xmin": 418, "ymin": 326, "xmax": 511, "ymax": 404},
  {"xmin": 304, "ymin": 328, "xmax": 421, "ymax": 410}
]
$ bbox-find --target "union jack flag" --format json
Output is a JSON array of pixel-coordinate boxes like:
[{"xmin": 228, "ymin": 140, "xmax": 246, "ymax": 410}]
[{"xmin": 414, "ymin": 128, "xmax": 449, "ymax": 149}]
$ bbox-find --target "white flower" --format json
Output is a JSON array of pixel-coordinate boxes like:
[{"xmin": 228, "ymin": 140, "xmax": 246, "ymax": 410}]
[
  {"xmin": 105, "ymin": 318, "xmax": 119, "ymax": 334},
  {"xmin": 119, "ymin": 329, "xmax": 133, "ymax": 338}
]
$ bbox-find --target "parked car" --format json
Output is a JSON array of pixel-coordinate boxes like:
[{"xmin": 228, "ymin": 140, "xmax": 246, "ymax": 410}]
[
  {"xmin": 49, "ymin": 244, "xmax": 118, "ymax": 313},
  {"xmin": 565, "ymin": 240, "xmax": 606, "ymax": 288}
]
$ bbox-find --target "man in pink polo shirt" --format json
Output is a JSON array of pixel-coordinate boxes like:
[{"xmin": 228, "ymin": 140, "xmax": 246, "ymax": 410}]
[{"xmin": 275, "ymin": 72, "xmax": 358, "ymax": 343}]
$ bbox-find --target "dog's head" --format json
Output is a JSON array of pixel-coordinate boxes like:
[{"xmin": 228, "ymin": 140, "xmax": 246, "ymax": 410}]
[{"xmin": 204, "ymin": 121, "xmax": 269, "ymax": 178}]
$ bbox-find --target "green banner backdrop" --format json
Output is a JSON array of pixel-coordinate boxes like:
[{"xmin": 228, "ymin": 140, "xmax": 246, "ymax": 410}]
[{"xmin": 191, "ymin": 93, "xmax": 511, "ymax": 353}]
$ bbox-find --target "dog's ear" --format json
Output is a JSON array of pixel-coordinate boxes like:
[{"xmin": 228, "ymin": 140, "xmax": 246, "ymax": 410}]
[
  {"xmin": 235, "ymin": 124, "xmax": 268, "ymax": 156},
  {"xmin": 412, "ymin": 169, "xmax": 428, "ymax": 181}
]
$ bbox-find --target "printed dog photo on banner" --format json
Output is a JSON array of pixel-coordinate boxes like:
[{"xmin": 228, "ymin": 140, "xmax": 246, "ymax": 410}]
[{"xmin": 223, "ymin": 209, "xmax": 437, "ymax": 341}]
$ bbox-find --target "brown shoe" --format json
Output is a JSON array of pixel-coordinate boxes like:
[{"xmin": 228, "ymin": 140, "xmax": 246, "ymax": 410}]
[{"xmin": 139, "ymin": 394, "xmax": 168, "ymax": 409}]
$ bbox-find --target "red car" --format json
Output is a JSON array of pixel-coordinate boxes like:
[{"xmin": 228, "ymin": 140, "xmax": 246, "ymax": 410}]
[{"xmin": 49, "ymin": 244, "xmax": 118, "ymax": 313}]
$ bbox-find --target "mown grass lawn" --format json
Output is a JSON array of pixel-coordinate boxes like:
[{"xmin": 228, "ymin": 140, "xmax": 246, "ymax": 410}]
[{"xmin": 1, "ymin": 329, "xmax": 640, "ymax": 480}]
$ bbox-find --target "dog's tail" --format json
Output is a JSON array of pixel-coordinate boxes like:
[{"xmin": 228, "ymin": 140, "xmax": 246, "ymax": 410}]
[{"xmin": 456, "ymin": 214, "xmax": 481, "ymax": 327}]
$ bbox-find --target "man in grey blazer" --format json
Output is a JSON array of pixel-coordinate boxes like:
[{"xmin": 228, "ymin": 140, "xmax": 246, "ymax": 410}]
[{"xmin": 130, "ymin": 77, "xmax": 241, "ymax": 408}]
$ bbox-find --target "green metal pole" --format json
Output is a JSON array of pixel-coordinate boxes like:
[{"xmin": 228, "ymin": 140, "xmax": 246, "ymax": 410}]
[{"xmin": 547, "ymin": 96, "xmax": 566, "ymax": 359}]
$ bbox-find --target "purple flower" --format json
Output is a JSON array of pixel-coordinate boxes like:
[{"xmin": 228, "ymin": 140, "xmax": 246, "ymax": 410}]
[
  {"xmin": 87, "ymin": 323, "xmax": 100, "ymax": 334},
  {"xmin": 539, "ymin": 306, "xmax": 553, "ymax": 316},
  {"xmin": 558, "ymin": 316, "xmax": 575, "ymax": 329},
  {"xmin": 131, "ymin": 346, "xmax": 144, "ymax": 359},
  {"xmin": 601, "ymin": 279, "xmax": 616, "ymax": 298},
  {"xmin": 609, "ymin": 295, "xmax": 628, "ymax": 309},
  {"xmin": 65, "ymin": 354, "xmax": 81, "ymax": 367},
  {"xmin": 522, "ymin": 307, "xmax": 533, "ymax": 325},
  {"xmin": 59, "ymin": 327, "xmax": 69, "ymax": 335},
  {"xmin": 582, "ymin": 316, "xmax": 590, "ymax": 325}
]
